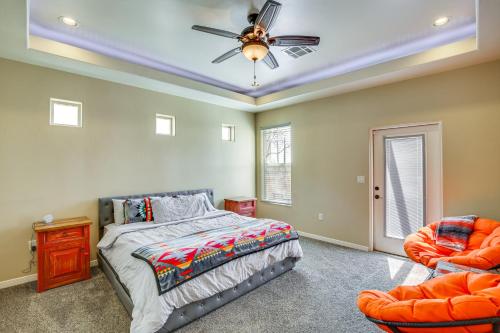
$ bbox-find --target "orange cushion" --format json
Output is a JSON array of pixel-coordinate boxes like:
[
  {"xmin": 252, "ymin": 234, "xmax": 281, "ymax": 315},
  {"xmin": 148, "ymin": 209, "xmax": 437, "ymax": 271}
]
[
  {"xmin": 357, "ymin": 272, "xmax": 500, "ymax": 333},
  {"xmin": 404, "ymin": 218, "xmax": 500, "ymax": 269},
  {"xmin": 471, "ymin": 218, "xmax": 500, "ymax": 249},
  {"xmin": 481, "ymin": 225, "xmax": 500, "ymax": 249}
]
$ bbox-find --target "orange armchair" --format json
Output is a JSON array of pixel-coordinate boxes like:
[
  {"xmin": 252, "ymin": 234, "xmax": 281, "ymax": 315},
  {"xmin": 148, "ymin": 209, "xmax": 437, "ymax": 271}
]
[
  {"xmin": 358, "ymin": 272, "xmax": 500, "ymax": 333},
  {"xmin": 404, "ymin": 218, "xmax": 500, "ymax": 270}
]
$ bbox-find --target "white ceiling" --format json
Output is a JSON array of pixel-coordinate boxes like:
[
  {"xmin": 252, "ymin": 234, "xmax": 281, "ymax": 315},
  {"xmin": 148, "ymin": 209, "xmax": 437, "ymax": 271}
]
[
  {"xmin": 0, "ymin": 0, "xmax": 499, "ymax": 111},
  {"xmin": 29, "ymin": 0, "xmax": 475, "ymax": 96}
]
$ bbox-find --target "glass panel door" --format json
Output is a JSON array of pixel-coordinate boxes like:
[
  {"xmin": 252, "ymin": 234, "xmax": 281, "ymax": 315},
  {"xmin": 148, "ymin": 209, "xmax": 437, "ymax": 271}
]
[{"xmin": 373, "ymin": 124, "xmax": 442, "ymax": 256}]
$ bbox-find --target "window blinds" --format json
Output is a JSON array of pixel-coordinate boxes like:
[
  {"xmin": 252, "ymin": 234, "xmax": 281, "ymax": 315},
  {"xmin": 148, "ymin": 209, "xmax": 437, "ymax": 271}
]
[
  {"xmin": 384, "ymin": 135, "xmax": 425, "ymax": 239},
  {"xmin": 261, "ymin": 125, "xmax": 292, "ymax": 205}
]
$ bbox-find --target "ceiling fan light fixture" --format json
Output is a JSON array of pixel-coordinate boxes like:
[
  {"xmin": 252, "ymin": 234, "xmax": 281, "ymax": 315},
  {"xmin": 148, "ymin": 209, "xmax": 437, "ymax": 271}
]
[{"xmin": 242, "ymin": 40, "xmax": 269, "ymax": 61}]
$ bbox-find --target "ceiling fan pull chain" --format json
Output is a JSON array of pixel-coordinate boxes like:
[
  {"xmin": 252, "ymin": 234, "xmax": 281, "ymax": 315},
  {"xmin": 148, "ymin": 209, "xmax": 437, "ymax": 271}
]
[
  {"xmin": 252, "ymin": 60, "xmax": 260, "ymax": 87},
  {"xmin": 252, "ymin": 60, "xmax": 256, "ymax": 86}
]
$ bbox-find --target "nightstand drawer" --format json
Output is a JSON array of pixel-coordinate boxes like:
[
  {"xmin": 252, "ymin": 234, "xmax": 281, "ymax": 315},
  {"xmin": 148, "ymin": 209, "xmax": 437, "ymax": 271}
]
[
  {"xmin": 239, "ymin": 201, "xmax": 255, "ymax": 209},
  {"xmin": 239, "ymin": 206, "xmax": 255, "ymax": 214},
  {"xmin": 46, "ymin": 227, "xmax": 83, "ymax": 243}
]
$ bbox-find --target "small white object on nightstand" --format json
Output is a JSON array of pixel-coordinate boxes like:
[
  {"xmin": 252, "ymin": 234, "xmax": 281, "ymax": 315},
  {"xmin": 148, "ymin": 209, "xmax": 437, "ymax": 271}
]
[{"xmin": 42, "ymin": 214, "xmax": 54, "ymax": 224}]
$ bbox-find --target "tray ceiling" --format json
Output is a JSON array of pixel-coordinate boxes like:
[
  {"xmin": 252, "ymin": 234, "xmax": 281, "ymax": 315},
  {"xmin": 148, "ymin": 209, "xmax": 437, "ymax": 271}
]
[
  {"xmin": 29, "ymin": 0, "xmax": 475, "ymax": 97},
  {"xmin": 1, "ymin": 0, "xmax": 499, "ymax": 111}
]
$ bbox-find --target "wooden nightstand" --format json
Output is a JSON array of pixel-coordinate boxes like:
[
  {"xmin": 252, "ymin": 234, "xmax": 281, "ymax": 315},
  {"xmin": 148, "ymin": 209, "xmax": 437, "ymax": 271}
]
[
  {"xmin": 34, "ymin": 216, "xmax": 92, "ymax": 292},
  {"xmin": 224, "ymin": 197, "xmax": 257, "ymax": 217}
]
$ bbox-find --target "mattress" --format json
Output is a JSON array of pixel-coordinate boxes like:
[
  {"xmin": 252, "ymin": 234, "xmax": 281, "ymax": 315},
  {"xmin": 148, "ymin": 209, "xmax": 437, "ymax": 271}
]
[{"xmin": 97, "ymin": 211, "xmax": 303, "ymax": 333}]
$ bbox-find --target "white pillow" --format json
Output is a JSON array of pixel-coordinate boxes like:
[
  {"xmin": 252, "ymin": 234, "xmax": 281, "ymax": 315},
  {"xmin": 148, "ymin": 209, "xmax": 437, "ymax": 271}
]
[
  {"xmin": 112, "ymin": 199, "xmax": 126, "ymax": 225},
  {"xmin": 180, "ymin": 193, "xmax": 216, "ymax": 212},
  {"xmin": 203, "ymin": 193, "xmax": 217, "ymax": 211},
  {"xmin": 152, "ymin": 195, "xmax": 208, "ymax": 222}
]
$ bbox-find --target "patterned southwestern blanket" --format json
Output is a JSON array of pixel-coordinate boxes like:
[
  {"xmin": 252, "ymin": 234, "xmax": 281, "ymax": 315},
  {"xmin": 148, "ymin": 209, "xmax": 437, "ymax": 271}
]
[{"xmin": 131, "ymin": 219, "xmax": 299, "ymax": 295}]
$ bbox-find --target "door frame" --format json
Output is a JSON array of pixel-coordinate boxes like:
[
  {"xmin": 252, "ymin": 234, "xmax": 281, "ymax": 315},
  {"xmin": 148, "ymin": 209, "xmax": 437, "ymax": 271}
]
[{"xmin": 368, "ymin": 121, "xmax": 443, "ymax": 252}]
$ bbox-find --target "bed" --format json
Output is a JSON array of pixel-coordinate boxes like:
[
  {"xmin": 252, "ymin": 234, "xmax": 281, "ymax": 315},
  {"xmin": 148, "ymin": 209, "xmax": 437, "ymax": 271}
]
[{"xmin": 97, "ymin": 189, "xmax": 303, "ymax": 333}]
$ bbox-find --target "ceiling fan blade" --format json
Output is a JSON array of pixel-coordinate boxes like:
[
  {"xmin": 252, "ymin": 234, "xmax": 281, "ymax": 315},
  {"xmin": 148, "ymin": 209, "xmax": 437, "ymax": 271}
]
[
  {"xmin": 192, "ymin": 25, "xmax": 241, "ymax": 39},
  {"xmin": 263, "ymin": 51, "xmax": 279, "ymax": 69},
  {"xmin": 212, "ymin": 47, "xmax": 242, "ymax": 63},
  {"xmin": 254, "ymin": 0, "xmax": 282, "ymax": 33},
  {"xmin": 269, "ymin": 35, "xmax": 320, "ymax": 47}
]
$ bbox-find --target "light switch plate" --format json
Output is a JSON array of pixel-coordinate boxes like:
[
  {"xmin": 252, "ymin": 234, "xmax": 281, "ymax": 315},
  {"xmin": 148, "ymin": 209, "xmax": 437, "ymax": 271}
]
[{"xmin": 357, "ymin": 176, "xmax": 365, "ymax": 184}]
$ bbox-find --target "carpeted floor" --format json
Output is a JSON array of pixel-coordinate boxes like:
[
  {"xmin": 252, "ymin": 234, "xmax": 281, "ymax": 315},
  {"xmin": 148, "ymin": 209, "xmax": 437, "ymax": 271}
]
[{"xmin": 0, "ymin": 238, "xmax": 429, "ymax": 333}]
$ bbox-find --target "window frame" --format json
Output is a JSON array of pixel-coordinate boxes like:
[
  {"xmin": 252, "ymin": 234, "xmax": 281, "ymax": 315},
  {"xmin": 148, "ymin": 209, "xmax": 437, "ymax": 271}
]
[
  {"xmin": 221, "ymin": 124, "xmax": 235, "ymax": 142},
  {"xmin": 49, "ymin": 98, "xmax": 83, "ymax": 128},
  {"xmin": 155, "ymin": 113, "xmax": 176, "ymax": 136},
  {"xmin": 260, "ymin": 123, "xmax": 292, "ymax": 206}
]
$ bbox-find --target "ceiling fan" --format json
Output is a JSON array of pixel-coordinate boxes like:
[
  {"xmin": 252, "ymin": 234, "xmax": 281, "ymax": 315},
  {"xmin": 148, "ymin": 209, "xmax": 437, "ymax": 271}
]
[{"xmin": 191, "ymin": 0, "xmax": 320, "ymax": 72}]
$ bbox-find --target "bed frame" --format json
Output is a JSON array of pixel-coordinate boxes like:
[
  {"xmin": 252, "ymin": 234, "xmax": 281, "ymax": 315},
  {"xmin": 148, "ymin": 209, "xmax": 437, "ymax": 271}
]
[{"xmin": 97, "ymin": 189, "xmax": 298, "ymax": 333}]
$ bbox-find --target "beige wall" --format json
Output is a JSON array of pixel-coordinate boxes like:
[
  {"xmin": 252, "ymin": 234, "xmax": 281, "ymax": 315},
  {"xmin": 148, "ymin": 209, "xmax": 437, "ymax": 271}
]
[
  {"xmin": 0, "ymin": 58, "xmax": 255, "ymax": 282},
  {"xmin": 2, "ymin": 57, "xmax": 500, "ymax": 283},
  {"xmin": 256, "ymin": 60, "xmax": 500, "ymax": 248}
]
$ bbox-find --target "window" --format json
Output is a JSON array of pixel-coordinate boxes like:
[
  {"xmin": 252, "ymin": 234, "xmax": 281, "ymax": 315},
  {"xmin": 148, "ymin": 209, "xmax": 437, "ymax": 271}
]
[
  {"xmin": 49, "ymin": 98, "xmax": 82, "ymax": 127},
  {"xmin": 261, "ymin": 124, "xmax": 292, "ymax": 205},
  {"xmin": 156, "ymin": 114, "xmax": 175, "ymax": 136},
  {"xmin": 221, "ymin": 124, "xmax": 235, "ymax": 141}
]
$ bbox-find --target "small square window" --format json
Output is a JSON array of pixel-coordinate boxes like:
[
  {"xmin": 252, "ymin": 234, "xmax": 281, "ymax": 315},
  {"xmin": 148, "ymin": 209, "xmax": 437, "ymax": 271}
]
[
  {"xmin": 222, "ymin": 124, "xmax": 235, "ymax": 141},
  {"xmin": 50, "ymin": 98, "xmax": 82, "ymax": 127},
  {"xmin": 156, "ymin": 114, "xmax": 175, "ymax": 136}
]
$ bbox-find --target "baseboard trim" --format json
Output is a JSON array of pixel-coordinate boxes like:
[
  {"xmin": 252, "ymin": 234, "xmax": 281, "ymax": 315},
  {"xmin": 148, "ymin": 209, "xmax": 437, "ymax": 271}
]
[
  {"xmin": 298, "ymin": 231, "xmax": 369, "ymax": 251},
  {"xmin": 0, "ymin": 273, "xmax": 37, "ymax": 289},
  {"xmin": 0, "ymin": 259, "xmax": 99, "ymax": 290}
]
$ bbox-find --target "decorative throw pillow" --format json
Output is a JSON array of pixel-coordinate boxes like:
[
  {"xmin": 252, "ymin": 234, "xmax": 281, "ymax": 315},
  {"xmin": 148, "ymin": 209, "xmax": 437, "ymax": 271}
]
[
  {"xmin": 152, "ymin": 194, "xmax": 208, "ymax": 223},
  {"xmin": 112, "ymin": 199, "xmax": 126, "ymax": 225},
  {"xmin": 124, "ymin": 197, "xmax": 155, "ymax": 224},
  {"xmin": 435, "ymin": 215, "xmax": 477, "ymax": 251}
]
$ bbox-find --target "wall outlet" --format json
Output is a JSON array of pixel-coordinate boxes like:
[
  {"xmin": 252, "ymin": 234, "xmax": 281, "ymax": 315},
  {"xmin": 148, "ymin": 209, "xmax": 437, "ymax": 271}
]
[
  {"xmin": 28, "ymin": 239, "xmax": 37, "ymax": 252},
  {"xmin": 357, "ymin": 176, "xmax": 365, "ymax": 184},
  {"xmin": 318, "ymin": 213, "xmax": 324, "ymax": 221}
]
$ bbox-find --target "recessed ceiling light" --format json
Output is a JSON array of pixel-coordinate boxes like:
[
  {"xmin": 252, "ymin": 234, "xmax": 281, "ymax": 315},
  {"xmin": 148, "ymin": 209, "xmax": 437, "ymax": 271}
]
[
  {"xmin": 433, "ymin": 16, "xmax": 450, "ymax": 27},
  {"xmin": 59, "ymin": 16, "xmax": 79, "ymax": 27}
]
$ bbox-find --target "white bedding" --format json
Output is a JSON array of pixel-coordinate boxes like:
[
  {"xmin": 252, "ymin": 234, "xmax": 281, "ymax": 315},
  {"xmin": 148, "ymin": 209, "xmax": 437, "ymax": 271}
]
[{"xmin": 97, "ymin": 211, "xmax": 303, "ymax": 333}]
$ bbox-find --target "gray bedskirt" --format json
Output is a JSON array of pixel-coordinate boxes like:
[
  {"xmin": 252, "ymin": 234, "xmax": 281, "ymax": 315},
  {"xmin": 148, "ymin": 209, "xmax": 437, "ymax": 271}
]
[{"xmin": 98, "ymin": 251, "xmax": 298, "ymax": 332}]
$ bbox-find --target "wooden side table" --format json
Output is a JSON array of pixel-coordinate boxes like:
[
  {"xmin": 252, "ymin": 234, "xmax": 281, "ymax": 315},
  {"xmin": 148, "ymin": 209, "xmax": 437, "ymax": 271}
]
[
  {"xmin": 224, "ymin": 197, "xmax": 257, "ymax": 217},
  {"xmin": 34, "ymin": 216, "xmax": 92, "ymax": 292}
]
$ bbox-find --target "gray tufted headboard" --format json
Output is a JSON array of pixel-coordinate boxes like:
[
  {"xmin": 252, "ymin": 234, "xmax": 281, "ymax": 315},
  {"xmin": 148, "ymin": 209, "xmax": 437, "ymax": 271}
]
[{"xmin": 98, "ymin": 188, "xmax": 214, "ymax": 229}]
